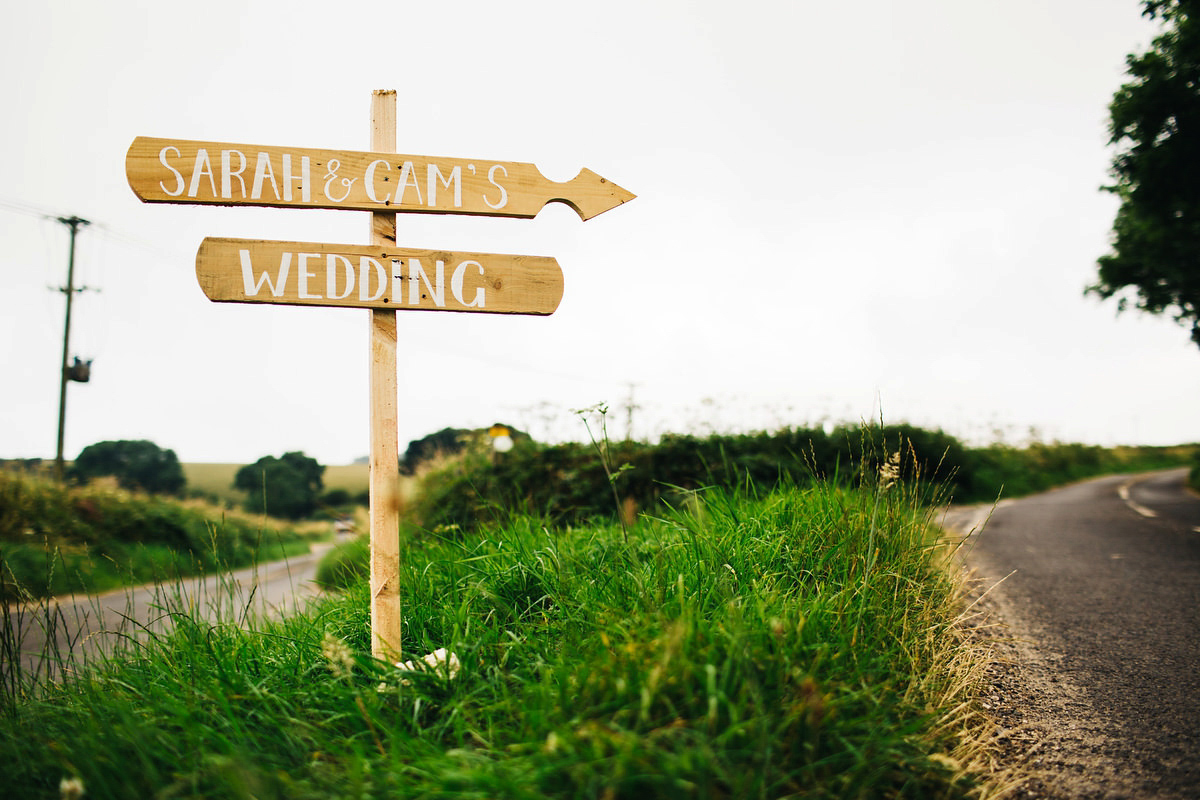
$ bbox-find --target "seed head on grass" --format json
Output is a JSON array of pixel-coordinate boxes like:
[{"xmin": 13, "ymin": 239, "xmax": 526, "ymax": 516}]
[
  {"xmin": 879, "ymin": 451, "xmax": 901, "ymax": 491},
  {"xmin": 321, "ymin": 632, "xmax": 355, "ymax": 678}
]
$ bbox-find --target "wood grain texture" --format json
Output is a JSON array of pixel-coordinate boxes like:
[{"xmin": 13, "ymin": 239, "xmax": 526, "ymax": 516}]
[
  {"xmin": 369, "ymin": 90, "xmax": 402, "ymax": 663},
  {"xmin": 194, "ymin": 237, "xmax": 563, "ymax": 316},
  {"xmin": 126, "ymin": 135, "xmax": 635, "ymax": 220}
]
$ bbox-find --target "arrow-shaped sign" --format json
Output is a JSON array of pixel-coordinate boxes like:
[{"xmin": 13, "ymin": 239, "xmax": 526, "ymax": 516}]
[
  {"xmin": 127, "ymin": 137, "xmax": 635, "ymax": 221},
  {"xmin": 196, "ymin": 238, "xmax": 563, "ymax": 315}
]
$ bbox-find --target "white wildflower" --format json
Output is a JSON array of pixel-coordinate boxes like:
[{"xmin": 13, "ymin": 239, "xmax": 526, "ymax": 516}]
[
  {"xmin": 60, "ymin": 777, "xmax": 85, "ymax": 800},
  {"xmin": 394, "ymin": 647, "xmax": 461, "ymax": 686}
]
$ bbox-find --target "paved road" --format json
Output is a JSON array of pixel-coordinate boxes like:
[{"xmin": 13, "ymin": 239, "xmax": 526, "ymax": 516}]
[
  {"xmin": 5, "ymin": 542, "xmax": 334, "ymax": 682},
  {"xmin": 947, "ymin": 469, "xmax": 1200, "ymax": 799}
]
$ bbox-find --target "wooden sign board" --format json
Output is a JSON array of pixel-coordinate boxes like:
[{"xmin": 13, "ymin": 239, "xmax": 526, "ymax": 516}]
[
  {"xmin": 196, "ymin": 237, "xmax": 563, "ymax": 315},
  {"xmin": 132, "ymin": 90, "xmax": 634, "ymax": 662},
  {"xmin": 127, "ymin": 136, "xmax": 635, "ymax": 221}
]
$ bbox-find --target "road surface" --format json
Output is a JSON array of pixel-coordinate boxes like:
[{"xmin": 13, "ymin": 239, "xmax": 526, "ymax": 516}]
[
  {"xmin": 945, "ymin": 468, "xmax": 1200, "ymax": 799},
  {"xmin": 4, "ymin": 541, "xmax": 334, "ymax": 682}
]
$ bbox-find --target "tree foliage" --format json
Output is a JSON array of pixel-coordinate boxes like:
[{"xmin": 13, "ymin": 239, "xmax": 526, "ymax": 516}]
[
  {"xmin": 69, "ymin": 439, "xmax": 186, "ymax": 495},
  {"xmin": 400, "ymin": 424, "xmax": 530, "ymax": 475},
  {"xmin": 233, "ymin": 451, "xmax": 324, "ymax": 519},
  {"xmin": 1091, "ymin": 0, "xmax": 1200, "ymax": 347}
]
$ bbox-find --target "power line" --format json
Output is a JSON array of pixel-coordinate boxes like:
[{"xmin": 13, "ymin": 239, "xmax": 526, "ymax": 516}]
[
  {"xmin": 0, "ymin": 197, "xmax": 174, "ymax": 259},
  {"xmin": 0, "ymin": 196, "xmax": 66, "ymax": 220}
]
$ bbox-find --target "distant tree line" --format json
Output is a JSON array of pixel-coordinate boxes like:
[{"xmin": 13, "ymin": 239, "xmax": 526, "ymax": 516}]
[{"xmin": 26, "ymin": 422, "xmax": 1198, "ymax": 528}]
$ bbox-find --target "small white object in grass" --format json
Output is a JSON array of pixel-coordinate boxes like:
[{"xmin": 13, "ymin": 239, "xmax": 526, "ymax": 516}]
[
  {"xmin": 60, "ymin": 777, "xmax": 85, "ymax": 800},
  {"xmin": 394, "ymin": 647, "xmax": 461, "ymax": 685}
]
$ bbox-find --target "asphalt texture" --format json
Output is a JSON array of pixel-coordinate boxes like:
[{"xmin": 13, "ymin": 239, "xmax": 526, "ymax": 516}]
[
  {"xmin": 955, "ymin": 469, "xmax": 1200, "ymax": 799},
  {"xmin": 5, "ymin": 542, "xmax": 333, "ymax": 681}
]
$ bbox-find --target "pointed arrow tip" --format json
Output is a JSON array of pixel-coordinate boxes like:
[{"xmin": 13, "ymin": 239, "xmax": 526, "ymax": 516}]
[{"xmin": 566, "ymin": 169, "xmax": 636, "ymax": 221}]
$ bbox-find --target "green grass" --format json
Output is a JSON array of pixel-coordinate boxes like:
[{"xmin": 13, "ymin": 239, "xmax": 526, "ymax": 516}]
[
  {"xmin": 0, "ymin": 469, "xmax": 999, "ymax": 798},
  {"xmin": 0, "ymin": 470, "xmax": 320, "ymax": 600},
  {"xmin": 315, "ymin": 534, "xmax": 370, "ymax": 591}
]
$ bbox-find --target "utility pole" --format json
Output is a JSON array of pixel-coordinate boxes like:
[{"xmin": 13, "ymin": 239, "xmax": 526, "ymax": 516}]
[
  {"xmin": 55, "ymin": 215, "xmax": 91, "ymax": 481},
  {"xmin": 623, "ymin": 382, "xmax": 640, "ymax": 442}
]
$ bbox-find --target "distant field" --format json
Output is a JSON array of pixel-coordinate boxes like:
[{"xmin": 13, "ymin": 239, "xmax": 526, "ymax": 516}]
[{"xmin": 184, "ymin": 462, "xmax": 370, "ymax": 503}]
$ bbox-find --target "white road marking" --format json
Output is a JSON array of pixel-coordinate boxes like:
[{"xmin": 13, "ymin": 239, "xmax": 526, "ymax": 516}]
[{"xmin": 1118, "ymin": 481, "xmax": 1159, "ymax": 519}]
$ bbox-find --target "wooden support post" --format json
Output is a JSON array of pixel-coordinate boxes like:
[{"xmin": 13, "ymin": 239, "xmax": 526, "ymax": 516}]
[{"xmin": 368, "ymin": 90, "xmax": 402, "ymax": 661}]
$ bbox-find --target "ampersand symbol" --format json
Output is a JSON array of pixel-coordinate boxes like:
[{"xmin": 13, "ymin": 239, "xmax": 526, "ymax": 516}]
[{"xmin": 323, "ymin": 159, "xmax": 358, "ymax": 203}]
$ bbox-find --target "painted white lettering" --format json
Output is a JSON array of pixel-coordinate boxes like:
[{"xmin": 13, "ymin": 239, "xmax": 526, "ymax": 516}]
[
  {"xmin": 451, "ymin": 260, "xmax": 486, "ymax": 308},
  {"xmin": 395, "ymin": 161, "xmax": 422, "ymax": 205},
  {"xmin": 251, "ymin": 152, "xmax": 280, "ymax": 200},
  {"xmin": 240, "ymin": 249, "xmax": 291, "ymax": 297},
  {"xmin": 282, "ymin": 154, "xmax": 311, "ymax": 202},
  {"xmin": 390, "ymin": 260, "xmax": 404, "ymax": 302},
  {"xmin": 427, "ymin": 164, "xmax": 462, "ymax": 208},
  {"xmin": 220, "ymin": 150, "xmax": 248, "ymax": 199},
  {"xmin": 364, "ymin": 159, "xmax": 392, "ymax": 203},
  {"xmin": 484, "ymin": 164, "xmax": 509, "ymax": 210},
  {"xmin": 296, "ymin": 253, "xmax": 320, "ymax": 299},
  {"xmin": 408, "ymin": 258, "xmax": 445, "ymax": 307},
  {"xmin": 326, "ymin": 255, "xmax": 354, "ymax": 299},
  {"xmin": 188, "ymin": 149, "xmax": 217, "ymax": 198},
  {"xmin": 358, "ymin": 257, "xmax": 387, "ymax": 302},
  {"xmin": 158, "ymin": 146, "xmax": 185, "ymax": 196},
  {"xmin": 322, "ymin": 159, "xmax": 356, "ymax": 203}
]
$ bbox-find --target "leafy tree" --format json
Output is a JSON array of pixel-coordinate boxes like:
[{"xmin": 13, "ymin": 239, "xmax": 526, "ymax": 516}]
[
  {"xmin": 70, "ymin": 439, "xmax": 186, "ymax": 495},
  {"xmin": 234, "ymin": 451, "xmax": 324, "ymax": 519},
  {"xmin": 1091, "ymin": 0, "xmax": 1200, "ymax": 347}
]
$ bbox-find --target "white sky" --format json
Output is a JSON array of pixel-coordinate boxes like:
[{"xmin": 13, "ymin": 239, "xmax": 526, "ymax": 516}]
[{"xmin": 3, "ymin": 0, "xmax": 1196, "ymax": 466}]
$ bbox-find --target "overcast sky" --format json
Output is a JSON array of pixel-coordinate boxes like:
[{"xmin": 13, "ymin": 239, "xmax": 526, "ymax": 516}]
[{"xmin": 3, "ymin": 0, "xmax": 1196, "ymax": 466}]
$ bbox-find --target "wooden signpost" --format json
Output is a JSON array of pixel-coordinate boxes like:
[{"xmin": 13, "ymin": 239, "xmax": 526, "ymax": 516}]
[
  {"xmin": 367, "ymin": 93, "xmax": 401, "ymax": 661},
  {"xmin": 195, "ymin": 238, "xmax": 564, "ymax": 315},
  {"xmin": 126, "ymin": 135, "xmax": 635, "ymax": 221},
  {"xmin": 127, "ymin": 90, "xmax": 633, "ymax": 662}
]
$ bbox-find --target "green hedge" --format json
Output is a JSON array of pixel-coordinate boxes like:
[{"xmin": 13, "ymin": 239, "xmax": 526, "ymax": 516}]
[
  {"xmin": 409, "ymin": 424, "xmax": 967, "ymax": 533},
  {"xmin": 408, "ymin": 424, "xmax": 1196, "ymax": 535}
]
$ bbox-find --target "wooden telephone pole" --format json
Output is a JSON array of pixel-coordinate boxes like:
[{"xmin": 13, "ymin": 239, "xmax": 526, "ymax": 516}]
[{"xmin": 54, "ymin": 215, "xmax": 90, "ymax": 481}]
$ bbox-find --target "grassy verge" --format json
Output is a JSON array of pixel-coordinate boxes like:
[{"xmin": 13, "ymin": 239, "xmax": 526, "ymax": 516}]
[
  {"xmin": 0, "ymin": 470, "xmax": 320, "ymax": 600},
  {"xmin": 0, "ymin": 469, "xmax": 1000, "ymax": 798},
  {"xmin": 963, "ymin": 441, "xmax": 1196, "ymax": 500}
]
